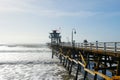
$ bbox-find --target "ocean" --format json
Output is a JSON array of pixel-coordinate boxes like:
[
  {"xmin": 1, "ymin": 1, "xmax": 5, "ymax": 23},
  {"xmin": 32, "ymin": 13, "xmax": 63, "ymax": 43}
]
[
  {"xmin": 0, "ymin": 43, "xmax": 113, "ymax": 80},
  {"xmin": 0, "ymin": 44, "xmax": 69, "ymax": 80}
]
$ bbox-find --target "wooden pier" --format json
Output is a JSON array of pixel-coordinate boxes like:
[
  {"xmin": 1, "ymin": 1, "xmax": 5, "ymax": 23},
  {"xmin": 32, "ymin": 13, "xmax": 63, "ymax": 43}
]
[{"xmin": 49, "ymin": 30, "xmax": 120, "ymax": 80}]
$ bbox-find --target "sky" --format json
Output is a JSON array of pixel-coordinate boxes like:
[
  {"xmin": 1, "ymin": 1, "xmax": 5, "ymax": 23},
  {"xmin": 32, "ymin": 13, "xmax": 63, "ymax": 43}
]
[{"xmin": 0, "ymin": 0, "xmax": 120, "ymax": 44}]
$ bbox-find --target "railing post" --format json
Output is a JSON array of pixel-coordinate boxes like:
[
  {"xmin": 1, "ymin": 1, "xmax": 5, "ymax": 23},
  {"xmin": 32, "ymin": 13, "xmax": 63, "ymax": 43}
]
[
  {"xmin": 96, "ymin": 41, "xmax": 98, "ymax": 50},
  {"xmin": 104, "ymin": 42, "xmax": 106, "ymax": 51},
  {"xmin": 114, "ymin": 42, "xmax": 117, "ymax": 52},
  {"xmin": 90, "ymin": 43, "xmax": 92, "ymax": 50},
  {"xmin": 81, "ymin": 43, "xmax": 83, "ymax": 48}
]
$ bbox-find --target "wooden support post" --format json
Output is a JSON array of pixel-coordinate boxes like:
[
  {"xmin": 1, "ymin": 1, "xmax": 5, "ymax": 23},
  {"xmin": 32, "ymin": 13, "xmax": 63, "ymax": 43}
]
[
  {"xmin": 68, "ymin": 58, "xmax": 73, "ymax": 71},
  {"xmin": 87, "ymin": 54, "xmax": 90, "ymax": 69},
  {"xmin": 64, "ymin": 57, "xmax": 67, "ymax": 67},
  {"xmin": 64, "ymin": 56, "xmax": 66, "ymax": 67},
  {"xmin": 67, "ymin": 58, "xmax": 70, "ymax": 70},
  {"xmin": 102, "ymin": 43, "xmax": 107, "ymax": 78},
  {"xmin": 66, "ymin": 50, "xmax": 70, "ymax": 68},
  {"xmin": 63, "ymin": 55, "xmax": 65, "ymax": 65},
  {"xmin": 84, "ymin": 69, "xmax": 88, "ymax": 80},
  {"xmin": 79, "ymin": 61, "xmax": 81, "ymax": 72},
  {"xmin": 59, "ymin": 54, "xmax": 62, "ymax": 63},
  {"xmin": 78, "ymin": 53, "xmax": 82, "ymax": 72},
  {"xmin": 69, "ymin": 60, "xmax": 73, "ymax": 75},
  {"xmin": 94, "ymin": 55, "xmax": 102, "ymax": 80},
  {"xmin": 102, "ymin": 44, "xmax": 107, "ymax": 79},
  {"xmin": 59, "ymin": 48, "xmax": 62, "ymax": 63},
  {"xmin": 102, "ymin": 55, "xmax": 107, "ymax": 80},
  {"xmin": 52, "ymin": 49, "xmax": 54, "ymax": 58},
  {"xmin": 84, "ymin": 53, "xmax": 89, "ymax": 80},
  {"xmin": 61, "ymin": 55, "xmax": 63, "ymax": 63},
  {"xmin": 75, "ymin": 64, "xmax": 80, "ymax": 80},
  {"xmin": 109, "ymin": 57, "xmax": 115, "ymax": 77}
]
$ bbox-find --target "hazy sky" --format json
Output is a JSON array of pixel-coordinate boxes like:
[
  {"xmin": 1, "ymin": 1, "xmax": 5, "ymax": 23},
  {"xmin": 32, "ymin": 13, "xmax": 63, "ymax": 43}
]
[{"xmin": 0, "ymin": 0, "xmax": 120, "ymax": 44}]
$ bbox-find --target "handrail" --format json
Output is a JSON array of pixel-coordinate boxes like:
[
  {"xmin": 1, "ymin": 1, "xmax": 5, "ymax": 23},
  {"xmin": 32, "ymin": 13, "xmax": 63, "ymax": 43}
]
[{"xmin": 52, "ymin": 42, "xmax": 120, "ymax": 52}]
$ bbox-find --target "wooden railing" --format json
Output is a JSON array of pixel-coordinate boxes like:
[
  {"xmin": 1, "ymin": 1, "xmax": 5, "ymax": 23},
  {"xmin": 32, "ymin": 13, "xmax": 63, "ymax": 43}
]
[{"xmin": 59, "ymin": 42, "xmax": 120, "ymax": 52}]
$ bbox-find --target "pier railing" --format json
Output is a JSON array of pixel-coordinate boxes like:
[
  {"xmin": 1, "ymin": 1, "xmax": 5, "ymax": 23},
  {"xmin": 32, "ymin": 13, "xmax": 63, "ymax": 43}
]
[{"xmin": 60, "ymin": 42, "xmax": 120, "ymax": 52}]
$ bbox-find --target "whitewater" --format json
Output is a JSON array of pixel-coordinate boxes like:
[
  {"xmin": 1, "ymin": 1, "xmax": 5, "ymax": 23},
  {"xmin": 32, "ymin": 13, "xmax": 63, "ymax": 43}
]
[{"xmin": 0, "ymin": 44, "xmax": 71, "ymax": 80}]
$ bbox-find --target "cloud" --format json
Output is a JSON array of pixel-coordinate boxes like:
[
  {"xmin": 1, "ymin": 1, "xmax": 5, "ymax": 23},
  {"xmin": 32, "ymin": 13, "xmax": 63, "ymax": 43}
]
[
  {"xmin": 32, "ymin": 10, "xmax": 98, "ymax": 18},
  {"xmin": 0, "ymin": 0, "xmax": 120, "ymax": 18},
  {"xmin": 0, "ymin": 0, "xmax": 97, "ymax": 17},
  {"xmin": 0, "ymin": 0, "xmax": 35, "ymax": 13}
]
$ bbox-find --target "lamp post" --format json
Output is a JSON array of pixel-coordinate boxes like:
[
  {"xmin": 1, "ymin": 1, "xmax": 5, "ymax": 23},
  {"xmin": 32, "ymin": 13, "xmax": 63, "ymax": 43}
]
[{"xmin": 71, "ymin": 28, "xmax": 76, "ymax": 46}]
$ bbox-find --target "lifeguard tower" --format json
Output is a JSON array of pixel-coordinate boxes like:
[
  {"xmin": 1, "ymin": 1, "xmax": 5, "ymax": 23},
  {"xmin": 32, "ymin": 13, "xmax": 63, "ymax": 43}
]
[
  {"xmin": 49, "ymin": 30, "xmax": 61, "ymax": 45},
  {"xmin": 49, "ymin": 30, "xmax": 61, "ymax": 58}
]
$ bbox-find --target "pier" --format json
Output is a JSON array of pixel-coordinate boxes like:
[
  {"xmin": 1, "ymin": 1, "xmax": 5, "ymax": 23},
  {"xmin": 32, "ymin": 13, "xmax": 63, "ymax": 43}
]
[{"xmin": 49, "ymin": 30, "xmax": 120, "ymax": 80}]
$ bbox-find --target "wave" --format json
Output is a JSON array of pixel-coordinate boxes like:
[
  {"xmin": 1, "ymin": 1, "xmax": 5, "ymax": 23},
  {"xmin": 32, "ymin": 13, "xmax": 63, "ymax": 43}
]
[
  {"xmin": 0, "ymin": 43, "xmax": 48, "ymax": 48},
  {"xmin": 0, "ymin": 44, "xmax": 51, "ymax": 53},
  {"xmin": 0, "ymin": 50, "xmax": 51, "ymax": 53},
  {"xmin": 0, "ymin": 59, "xmax": 59, "ymax": 65}
]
